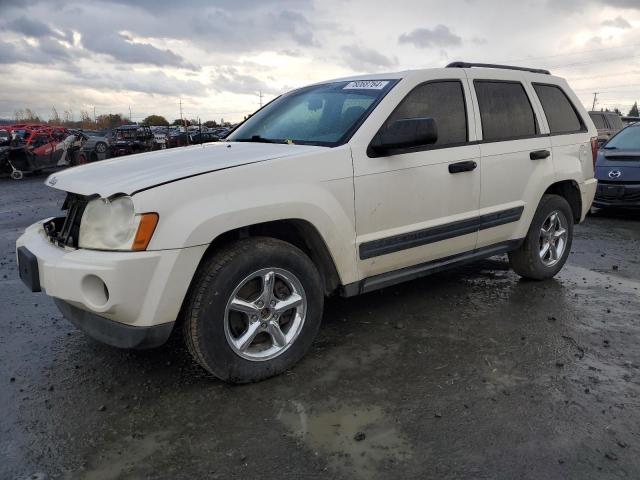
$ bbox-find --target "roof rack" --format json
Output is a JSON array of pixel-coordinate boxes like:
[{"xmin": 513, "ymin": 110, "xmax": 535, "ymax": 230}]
[{"xmin": 446, "ymin": 62, "xmax": 551, "ymax": 75}]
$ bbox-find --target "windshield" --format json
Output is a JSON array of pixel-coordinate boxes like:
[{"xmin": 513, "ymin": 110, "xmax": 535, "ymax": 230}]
[
  {"xmin": 605, "ymin": 126, "xmax": 640, "ymax": 150},
  {"xmin": 227, "ymin": 80, "xmax": 397, "ymax": 146}
]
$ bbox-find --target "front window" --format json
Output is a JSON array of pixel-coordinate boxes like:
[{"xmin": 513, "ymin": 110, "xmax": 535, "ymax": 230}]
[
  {"xmin": 227, "ymin": 80, "xmax": 397, "ymax": 146},
  {"xmin": 604, "ymin": 126, "xmax": 640, "ymax": 150}
]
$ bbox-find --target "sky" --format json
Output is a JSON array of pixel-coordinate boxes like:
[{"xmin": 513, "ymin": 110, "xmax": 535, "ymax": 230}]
[{"xmin": 0, "ymin": 0, "xmax": 639, "ymax": 123}]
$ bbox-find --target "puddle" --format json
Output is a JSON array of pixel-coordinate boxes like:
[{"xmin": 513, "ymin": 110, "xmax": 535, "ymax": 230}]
[
  {"xmin": 560, "ymin": 265, "xmax": 640, "ymax": 296},
  {"xmin": 81, "ymin": 430, "xmax": 171, "ymax": 480},
  {"xmin": 278, "ymin": 401, "xmax": 412, "ymax": 479}
]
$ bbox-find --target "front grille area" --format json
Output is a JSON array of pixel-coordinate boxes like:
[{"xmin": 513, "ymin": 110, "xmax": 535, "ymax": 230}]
[
  {"xmin": 595, "ymin": 183, "xmax": 640, "ymax": 203},
  {"xmin": 44, "ymin": 193, "xmax": 89, "ymax": 248}
]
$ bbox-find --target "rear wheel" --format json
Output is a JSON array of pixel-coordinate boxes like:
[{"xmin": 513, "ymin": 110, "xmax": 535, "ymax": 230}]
[
  {"xmin": 182, "ymin": 237, "xmax": 323, "ymax": 383},
  {"xmin": 509, "ymin": 194, "xmax": 573, "ymax": 280}
]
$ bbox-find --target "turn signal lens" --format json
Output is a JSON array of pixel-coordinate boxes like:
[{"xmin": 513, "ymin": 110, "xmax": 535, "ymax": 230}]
[{"xmin": 132, "ymin": 213, "xmax": 159, "ymax": 251}]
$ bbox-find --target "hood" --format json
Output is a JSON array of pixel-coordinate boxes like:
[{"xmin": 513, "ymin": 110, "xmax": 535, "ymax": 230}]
[{"xmin": 45, "ymin": 142, "xmax": 325, "ymax": 197}]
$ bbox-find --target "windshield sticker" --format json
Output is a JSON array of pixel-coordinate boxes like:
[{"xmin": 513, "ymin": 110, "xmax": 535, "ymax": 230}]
[{"xmin": 343, "ymin": 80, "xmax": 389, "ymax": 90}]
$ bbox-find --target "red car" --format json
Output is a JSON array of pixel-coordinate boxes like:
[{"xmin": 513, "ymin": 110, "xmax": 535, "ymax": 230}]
[{"xmin": 1, "ymin": 124, "xmax": 87, "ymax": 179}]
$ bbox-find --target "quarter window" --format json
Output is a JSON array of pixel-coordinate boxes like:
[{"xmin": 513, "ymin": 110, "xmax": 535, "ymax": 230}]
[
  {"xmin": 385, "ymin": 81, "xmax": 468, "ymax": 146},
  {"xmin": 589, "ymin": 113, "xmax": 607, "ymax": 129},
  {"xmin": 474, "ymin": 81, "xmax": 539, "ymax": 142},
  {"xmin": 533, "ymin": 84, "xmax": 584, "ymax": 134}
]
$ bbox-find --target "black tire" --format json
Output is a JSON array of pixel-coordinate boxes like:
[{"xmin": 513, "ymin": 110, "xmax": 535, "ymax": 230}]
[
  {"xmin": 182, "ymin": 237, "xmax": 324, "ymax": 383},
  {"xmin": 509, "ymin": 194, "xmax": 574, "ymax": 280}
]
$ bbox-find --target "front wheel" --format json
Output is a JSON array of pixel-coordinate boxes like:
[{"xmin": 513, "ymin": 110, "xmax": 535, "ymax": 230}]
[
  {"xmin": 509, "ymin": 194, "xmax": 573, "ymax": 280},
  {"xmin": 182, "ymin": 237, "xmax": 323, "ymax": 383}
]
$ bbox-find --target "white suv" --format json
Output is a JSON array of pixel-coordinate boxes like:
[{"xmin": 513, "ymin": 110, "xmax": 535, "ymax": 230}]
[{"xmin": 16, "ymin": 62, "xmax": 598, "ymax": 383}]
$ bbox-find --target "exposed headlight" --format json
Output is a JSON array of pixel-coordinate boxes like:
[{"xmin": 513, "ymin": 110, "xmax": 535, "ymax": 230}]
[{"xmin": 79, "ymin": 196, "xmax": 158, "ymax": 251}]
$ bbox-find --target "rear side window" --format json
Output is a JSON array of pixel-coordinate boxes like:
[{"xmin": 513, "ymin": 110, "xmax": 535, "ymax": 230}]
[
  {"xmin": 607, "ymin": 113, "xmax": 624, "ymax": 130},
  {"xmin": 590, "ymin": 113, "xmax": 607, "ymax": 129},
  {"xmin": 386, "ymin": 80, "xmax": 467, "ymax": 146},
  {"xmin": 533, "ymin": 84, "xmax": 585, "ymax": 134},
  {"xmin": 474, "ymin": 81, "xmax": 539, "ymax": 142}
]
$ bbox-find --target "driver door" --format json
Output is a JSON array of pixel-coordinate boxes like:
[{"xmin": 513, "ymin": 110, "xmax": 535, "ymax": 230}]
[{"xmin": 351, "ymin": 76, "xmax": 481, "ymax": 279}]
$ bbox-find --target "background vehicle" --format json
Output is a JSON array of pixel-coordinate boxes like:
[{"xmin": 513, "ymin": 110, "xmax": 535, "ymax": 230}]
[
  {"xmin": 589, "ymin": 111, "xmax": 624, "ymax": 146},
  {"xmin": 110, "ymin": 125, "xmax": 154, "ymax": 157},
  {"xmin": 17, "ymin": 63, "xmax": 597, "ymax": 383},
  {"xmin": 153, "ymin": 132, "xmax": 168, "ymax": 150},
  {"xmin": 0, "ymin": 129, "xmax": 10, "ymax": 146},
  {"xmin": 190, "ymin": 131, "xmax": 218, "ymax": 144},
  {"xmin": 593, "ymin": 123, "xmax": 640, "ymax": 209},
  {"xmin": 81, "ymin": 130, "xmax": 110, "ymax": 156},
  {"xmin": 1, "ymin": 131, "xmax": 86, "ymax": 179}
]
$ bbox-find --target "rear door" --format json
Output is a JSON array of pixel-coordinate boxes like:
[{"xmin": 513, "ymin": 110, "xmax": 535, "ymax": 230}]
[{"xmin": 466, "ymin": 72, "xmax": 555, "ymax": 249}]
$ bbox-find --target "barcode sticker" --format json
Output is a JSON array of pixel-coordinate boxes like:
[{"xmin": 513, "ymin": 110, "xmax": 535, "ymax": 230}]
[{"xmin": 343, "ymin": 80, "xmax": 389, "ymax": 90}]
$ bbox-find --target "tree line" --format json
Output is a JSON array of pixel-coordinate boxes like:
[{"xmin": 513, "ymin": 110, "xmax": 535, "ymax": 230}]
[{"xmin": 13, "ymin": 108, "xmax": 232, "ymax": 130}]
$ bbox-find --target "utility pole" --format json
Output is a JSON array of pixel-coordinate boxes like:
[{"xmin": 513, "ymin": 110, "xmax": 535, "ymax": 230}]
[
  {"xmin": 591, "ymin": 92, "xmax": 599, "ymax": 111},
  {"xmin": 258, "ymin": 90, "xmax": 264, "ymax": 108},
  {"xmin": 128, "ymin": 105, "xmax": 133, "ymax": 123},
  {"xmin": 179, "ymin": 98, "xmax": 189, "ymax": 145},
  {"xmin": 93, "ymin": 106, "xmax": 97, "ymax": 127}
]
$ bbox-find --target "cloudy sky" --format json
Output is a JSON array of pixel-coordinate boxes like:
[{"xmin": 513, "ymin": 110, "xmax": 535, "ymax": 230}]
[{"xmin": 1, "ymin": 0, "xmax": 639, "ymax": 123}]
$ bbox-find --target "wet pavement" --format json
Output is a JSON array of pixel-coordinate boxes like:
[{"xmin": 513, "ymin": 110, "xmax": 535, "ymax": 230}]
[{"xmin": 1, "ymin": 175, "xmax": 639, "ymax": 479}]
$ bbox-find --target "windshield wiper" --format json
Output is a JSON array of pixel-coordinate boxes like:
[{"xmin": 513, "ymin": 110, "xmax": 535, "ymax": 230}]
[
  {"xmin": 603, "ymin": 146, "xmax": 617, "ymax": 149},
  {"xmin": 234, "ymin": 135, "xmax": 286, "ymax": 144}
]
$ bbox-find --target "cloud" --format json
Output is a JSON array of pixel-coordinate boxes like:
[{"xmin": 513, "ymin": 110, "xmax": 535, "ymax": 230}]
[
  {"xmin": 3, "ymin": 15, "xmax": 65, "ymax": 40},
  {"xmin": 601, "ymin": 0, "xmax": 640, "ymax": 8},
  {"xmin": 80, "ymin": 32, "xmax": 197, "ymax": 70},
  {"xmin": 398, "ymin": 25, "xmax": 462, "ymax": 48},
  {"xmin": 602, "ymin": 16, "xmax": 632, "ymax": 28},
  {"xmin": 0, "ymin": 38, "xmax": 75, "ymax": 65},
  {"xmin": 212, "ymin": 67, "xmax": 281, "ymax": 95},
  {"xmin": 274, "ymin": 10, "xmax": 317, "ymax": 47},
  {"xmin": 73, "ymin": 69, "xmax": 208, "ymax": 96},
  {"xmin": 340, "ymin": 45, "xmax": 396, "ymax": 71}
]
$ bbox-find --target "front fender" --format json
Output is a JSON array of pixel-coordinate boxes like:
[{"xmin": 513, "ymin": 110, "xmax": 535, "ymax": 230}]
[{"xmin": 133, "ymin": 147, "xmax": 359, "ymax": 284}]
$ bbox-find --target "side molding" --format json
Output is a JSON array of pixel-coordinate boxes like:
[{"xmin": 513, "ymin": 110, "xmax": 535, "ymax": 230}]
[{"xmin": 359, "ymin": 206, "xmax": 524, "ymax": 259}]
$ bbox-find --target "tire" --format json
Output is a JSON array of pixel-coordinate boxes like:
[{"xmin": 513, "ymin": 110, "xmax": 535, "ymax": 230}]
[
  {"xmin": 95, "ymin": 142, "xmax": 107, "ymax": 154},
  {"xmin": 182, "ymin": 237, "xmax": 324, "ymax": 383},
  {"xmin": 509, "ymin": 194, "xmax": 573, "ymax": 280}
]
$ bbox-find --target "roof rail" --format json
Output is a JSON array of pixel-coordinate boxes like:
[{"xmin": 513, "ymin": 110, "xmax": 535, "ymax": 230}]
[{"xmin": 446, "ymin": 62, "xmax": 551, "ymax": 75}]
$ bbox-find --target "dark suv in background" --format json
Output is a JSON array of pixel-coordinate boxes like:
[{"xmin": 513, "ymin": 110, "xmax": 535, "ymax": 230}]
[
  {"xmin": 110, "ymin": 125, "xmax": 154, "ymax": 157},
  {"xmin": 589, "ymin": 111, "xmax": 624, "ymax": 146},
  {"xmin": 593, "ymin": 123, "xmax": 640, "ymax": 209}
]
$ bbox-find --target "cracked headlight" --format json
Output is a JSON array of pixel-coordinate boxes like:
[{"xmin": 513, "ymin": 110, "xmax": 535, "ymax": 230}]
[{"xmin": 79, "ymin": 196, "xmax": 158, "ymax": 251}]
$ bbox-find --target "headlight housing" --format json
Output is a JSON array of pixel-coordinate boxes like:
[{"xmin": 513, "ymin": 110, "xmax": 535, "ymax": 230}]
[{"xmin": 79, "ymin": 196, "xmax": 158, "ymax": 251}]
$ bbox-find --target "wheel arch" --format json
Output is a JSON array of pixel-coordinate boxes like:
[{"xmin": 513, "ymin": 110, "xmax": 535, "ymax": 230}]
[
  {"xmin": 544, "ymin": 180, "xmax": 582, "ymax": 223},
  {"xmin": 200, "ymin": 219, "xmax": 343, "ymax": 296}
]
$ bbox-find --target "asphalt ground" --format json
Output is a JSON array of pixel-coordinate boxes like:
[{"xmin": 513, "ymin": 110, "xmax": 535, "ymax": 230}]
[{"xmin": 1, "ymin": 175, "xmax": 639, "ymax": 479}]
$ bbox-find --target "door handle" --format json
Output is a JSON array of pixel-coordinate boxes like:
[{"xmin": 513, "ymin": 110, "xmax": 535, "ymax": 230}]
[
  {"xmin": 448, "ymin": 160, "xmax": 477, "ymax": 174},
  {"xmin": 530, "ymin": 150, "xmax": 551, "ymax": 160}
]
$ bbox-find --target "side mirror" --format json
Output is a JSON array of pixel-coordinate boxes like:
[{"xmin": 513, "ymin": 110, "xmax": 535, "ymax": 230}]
[{"xmin": 370, "ymin": 117, "xmax": 438, "ymax": 155}]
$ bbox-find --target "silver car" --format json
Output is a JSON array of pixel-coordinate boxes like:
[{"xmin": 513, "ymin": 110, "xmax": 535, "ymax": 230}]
[{"xmin": 81, "ymin": 130, "xmax": 110, "ymax": 155}]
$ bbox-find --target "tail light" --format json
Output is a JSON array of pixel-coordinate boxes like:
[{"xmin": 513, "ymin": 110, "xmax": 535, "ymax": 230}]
[{"xmin": 590, "ymin": 137, "xmax": 598, "ymax": 168}]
